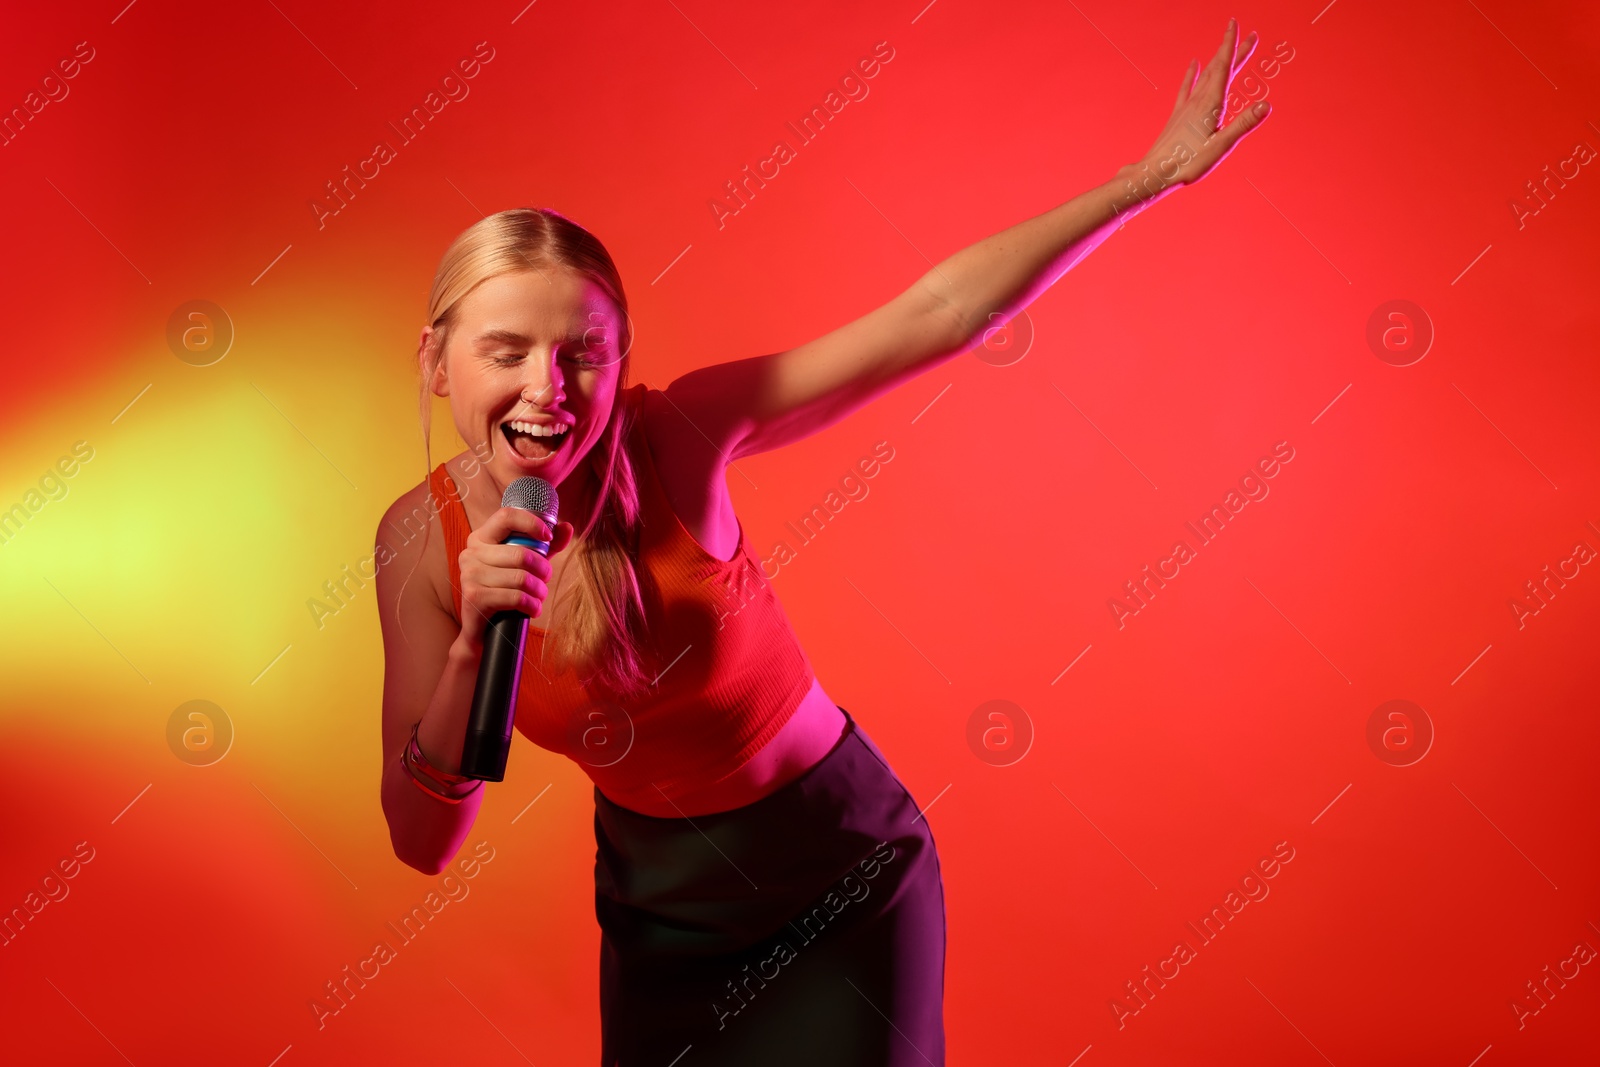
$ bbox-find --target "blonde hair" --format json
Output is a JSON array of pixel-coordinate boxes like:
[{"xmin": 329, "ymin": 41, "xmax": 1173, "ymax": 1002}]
[{"xmin": 417, "ymin": 207, "xmax": 655, "ymax": 698}]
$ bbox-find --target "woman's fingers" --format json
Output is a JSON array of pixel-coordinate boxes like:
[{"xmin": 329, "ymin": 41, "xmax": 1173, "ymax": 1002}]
[
  {"xmin": 471, "ymin": 542, "xmax": 552, "ymax": 577},
  {"xmin": 468, "ymin": 585, "xmax": 542, "ymax": 619},
  {"xmin": 1194, "ymin": 22, "xmax": 1261, "ymax": 134},
  {"xmin": 1194, "ymin": 19, "xmax": 1239, "ymax": 102},
  {"xmin": 1219, "ymin": 31, "xmax": 1259, "ymax": 120},
  {"xmin": 1232, "ymin": 30, "xmax": 1259, "ymax": 75},
  {"xmin": 1205, "ymin": 98, "xmax": 1272, "ymax": 166},
  {"xmin": 1216, "ymin": 18, "xmax": 1239, "ymax": 66},
  {"xmin": 478, "ymin": 505, "xmax": 555, "ymax": 545},
  {"xmin": 1140, "ymin": 21, "xmax": 1271, "ymax": 190},
  {"xmin": 469, "ymin": 563, "xmax": 549, "ymax": 598},
  {"xmin": 1173, "ymin": 58, "xmax": 1198, "ymax": 110},
  {"xmin": 549, "ymin": 521, "xmax": 575, "ymax": 556},
  {"xmin": 1217, "ymin": 30, "xmax": 1260, "ymax": 132},
  {"xmin": 459, "ymin": 549, "xmax": 551, "ymax": 618}
]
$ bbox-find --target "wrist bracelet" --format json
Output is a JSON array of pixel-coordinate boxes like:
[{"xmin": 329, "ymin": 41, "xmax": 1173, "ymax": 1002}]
[
  {"xmin": 403, "ymin": 722, "xmax": 482, "ymax": 803},
  {"xmin": 407, "ymin": 721, "xmax": 469, "ymax": 781},
  {"xmin": 404, "ymin": 751, "xmax": 481, "ymax": 803}
]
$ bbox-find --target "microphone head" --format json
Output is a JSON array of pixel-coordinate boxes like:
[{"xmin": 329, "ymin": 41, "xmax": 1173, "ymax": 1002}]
[{"xmin": 503, "ymin": 476, "xmax": 558, "ymax": 523}]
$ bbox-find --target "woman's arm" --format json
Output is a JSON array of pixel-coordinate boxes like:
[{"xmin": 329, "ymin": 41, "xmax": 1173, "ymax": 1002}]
[
  {"xmin": 376, "ymin": 487, "xmax": 487, "ymax": 875},
  {"xmin": 377, "ymin": 480, "xmax": 567, "ymax": 875},
  {"xmin": 669, "ymin": 19, "xmax": 1270, "ymax": 462}
]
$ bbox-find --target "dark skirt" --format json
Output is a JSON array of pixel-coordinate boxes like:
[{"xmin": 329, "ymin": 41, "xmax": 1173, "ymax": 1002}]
[{"xmin": 592, "ymin": 706, "xmax": 947, "ymax": 1066}]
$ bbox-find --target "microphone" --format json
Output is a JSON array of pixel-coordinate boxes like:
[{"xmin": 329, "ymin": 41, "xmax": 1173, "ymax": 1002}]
[{"xmin": 459, "ymin": 475, "xmax": 559, "ymax": 782}]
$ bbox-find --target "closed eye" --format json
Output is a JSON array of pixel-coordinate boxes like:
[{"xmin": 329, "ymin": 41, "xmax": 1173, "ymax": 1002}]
[{"xmin": 488, "ymin": 346, "xmax": 600, "ymax": 367}]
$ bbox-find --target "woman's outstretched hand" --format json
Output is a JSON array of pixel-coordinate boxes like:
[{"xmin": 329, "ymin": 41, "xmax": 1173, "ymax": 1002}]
[{"xmin": 1125, "ymin": 19, "xmax": 1271, "ymax": 202}]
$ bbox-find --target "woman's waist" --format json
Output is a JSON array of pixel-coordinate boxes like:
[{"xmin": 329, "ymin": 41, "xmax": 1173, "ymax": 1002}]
[
  {"xmin": 510, "ymin": 672, "xmax": 838, "ymax": 813},
  {"xmin": 606, "ymin": 678, "xmax": 847, "ymax": 817},
  {"xmin": 590, "ymin": 705, "xmax": 927, "ymax": 930}
]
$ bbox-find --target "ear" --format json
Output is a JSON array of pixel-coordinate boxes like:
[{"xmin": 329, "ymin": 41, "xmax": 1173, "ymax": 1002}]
[{"xmin": 420, "ymin": 326, "xmax": 449, "ymax": 397}]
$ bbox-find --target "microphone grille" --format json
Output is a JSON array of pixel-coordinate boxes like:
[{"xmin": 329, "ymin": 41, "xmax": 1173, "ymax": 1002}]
[{"xmin": 503, "ymin": 476, "xmax": 558, "ymax": 521}]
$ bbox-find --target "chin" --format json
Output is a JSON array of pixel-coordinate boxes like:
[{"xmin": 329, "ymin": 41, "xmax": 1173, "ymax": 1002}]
[{"xmin": 499, "ymin": 452, "xmax": 568, "ymax": 481}]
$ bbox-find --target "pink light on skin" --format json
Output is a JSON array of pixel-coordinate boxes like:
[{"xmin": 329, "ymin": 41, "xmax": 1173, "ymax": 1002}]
[{"xmin": 422, "ymin": 267, "xmax": 624, "ymax": 522}]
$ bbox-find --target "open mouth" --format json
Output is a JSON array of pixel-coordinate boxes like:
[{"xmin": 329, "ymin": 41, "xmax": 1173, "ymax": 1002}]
[{"xmin": 501, "ymin": 420, "xmax": 573, "ymax": 461}]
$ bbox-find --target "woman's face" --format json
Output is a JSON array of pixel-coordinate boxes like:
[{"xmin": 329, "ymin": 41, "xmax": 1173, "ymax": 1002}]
[{"xmin": 427, "ymin": 267, "xmax": 625, "ymax": 494}]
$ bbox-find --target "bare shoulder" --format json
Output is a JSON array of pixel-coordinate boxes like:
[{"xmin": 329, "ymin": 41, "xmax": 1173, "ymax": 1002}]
[
  {"xmin": 638, "ymin": 384, "xmax": 742, "ymax": 562},
  {"xmin": 374, "ymin": 474, "xmax": 456, "ymax": 628}
]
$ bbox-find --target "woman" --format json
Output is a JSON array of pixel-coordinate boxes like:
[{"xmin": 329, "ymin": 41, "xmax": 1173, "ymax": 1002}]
[{"xmin": 378, "ymin": 20, "xmax": 1268, "ymax": 1065}]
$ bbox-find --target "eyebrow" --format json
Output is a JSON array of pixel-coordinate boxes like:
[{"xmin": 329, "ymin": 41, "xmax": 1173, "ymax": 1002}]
[{"xmin": 474, "ymin": 327, "xmax": 592, "ymax": 349}]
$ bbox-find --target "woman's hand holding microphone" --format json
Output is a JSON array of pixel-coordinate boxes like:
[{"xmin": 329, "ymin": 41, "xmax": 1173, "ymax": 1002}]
[{"xmin": 451, "ymin": 506, "xmax": 575, "ymax": 658}]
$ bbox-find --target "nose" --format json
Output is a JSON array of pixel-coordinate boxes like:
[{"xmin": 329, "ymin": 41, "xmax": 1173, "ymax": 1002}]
[{"xmin": 518, "ymin": 351, "xmax": 566, "ymax": 408}]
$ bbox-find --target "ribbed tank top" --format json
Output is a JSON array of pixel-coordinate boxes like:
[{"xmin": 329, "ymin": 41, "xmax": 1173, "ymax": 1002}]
[{"xmin": 429, "ymin": 383, "xmax": 817, "ymax": 811}]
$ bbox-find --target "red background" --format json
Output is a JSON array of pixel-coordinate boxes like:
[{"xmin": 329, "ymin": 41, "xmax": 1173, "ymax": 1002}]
[{"xmin": 3, "ymin": 1, "xmax": 1598, "ymax": 1063}]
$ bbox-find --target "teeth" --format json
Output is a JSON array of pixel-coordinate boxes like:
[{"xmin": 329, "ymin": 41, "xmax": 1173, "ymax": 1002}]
[{"xmin": 507, "ymin": 421, "xmax": 569, "ymax": 437}]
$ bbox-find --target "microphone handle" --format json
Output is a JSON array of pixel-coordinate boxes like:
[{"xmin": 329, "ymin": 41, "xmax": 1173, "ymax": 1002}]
[{"xmin": 459, "ymin": 531, "xmax": 546, "ymax": 781}]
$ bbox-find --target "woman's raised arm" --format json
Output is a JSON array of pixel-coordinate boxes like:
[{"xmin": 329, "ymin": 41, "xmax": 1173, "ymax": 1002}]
[{"xmin": 666, "ymin": 19, "xmax": 1270, "ymax": 462}]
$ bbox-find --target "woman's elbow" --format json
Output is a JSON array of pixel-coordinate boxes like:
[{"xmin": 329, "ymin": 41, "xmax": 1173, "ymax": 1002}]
[
  {"xmin": 381, "ymin": 771, "xmax": 449, "ymax": 874},
  {"xmin": 396, "ymin": 846, "xmax": 450, "ymax": 876},
  {"xmin": 384, "ymin": 813, "xmax": 453, "ymax": 876}
]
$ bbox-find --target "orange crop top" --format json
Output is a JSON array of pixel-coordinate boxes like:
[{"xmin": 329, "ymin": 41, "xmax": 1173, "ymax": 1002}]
[{"xmin": 429, "ymin": 383, "xmax": 817, "ymax": 811}]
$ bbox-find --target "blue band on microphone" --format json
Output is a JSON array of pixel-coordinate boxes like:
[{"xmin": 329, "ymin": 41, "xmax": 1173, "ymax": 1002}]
[{"xmin": 507, "ymin": 534, "xmax": 548, "ymax": 553}]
